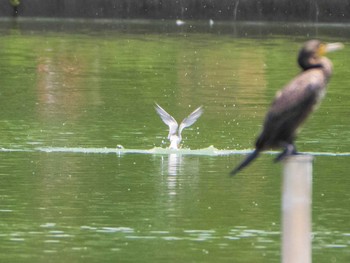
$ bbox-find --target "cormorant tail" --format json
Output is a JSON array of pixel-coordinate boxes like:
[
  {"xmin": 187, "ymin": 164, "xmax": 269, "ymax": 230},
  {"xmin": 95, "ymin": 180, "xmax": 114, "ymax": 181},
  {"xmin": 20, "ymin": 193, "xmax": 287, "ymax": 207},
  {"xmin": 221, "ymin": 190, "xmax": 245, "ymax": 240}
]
[{"xmin": 230, "ymin": 149, "xmax": 260, "ymax": 176}]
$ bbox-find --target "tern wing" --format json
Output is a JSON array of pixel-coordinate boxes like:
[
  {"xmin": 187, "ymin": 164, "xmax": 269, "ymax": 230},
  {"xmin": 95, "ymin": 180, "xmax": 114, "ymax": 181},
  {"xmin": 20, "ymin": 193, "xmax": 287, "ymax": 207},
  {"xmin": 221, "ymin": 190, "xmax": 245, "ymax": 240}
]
[
  {"xmin": 179, "ymin": 106, "xmax": 203, "ymax": 135},
  {"xmin": 155, "ymin": 103, "xmax": 178, "ymax": 138}
]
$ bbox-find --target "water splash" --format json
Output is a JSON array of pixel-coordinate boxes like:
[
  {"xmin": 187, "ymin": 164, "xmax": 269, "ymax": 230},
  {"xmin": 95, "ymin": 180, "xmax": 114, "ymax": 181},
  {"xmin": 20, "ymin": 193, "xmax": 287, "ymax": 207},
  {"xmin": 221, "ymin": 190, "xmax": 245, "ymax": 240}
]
[
  {"xmin": 35, "ymin": 145, "xmax": 251, "ymax": 156},
  {"xmin": 1, "ymin": 146, "xmax": 350, "ymax": 157}
]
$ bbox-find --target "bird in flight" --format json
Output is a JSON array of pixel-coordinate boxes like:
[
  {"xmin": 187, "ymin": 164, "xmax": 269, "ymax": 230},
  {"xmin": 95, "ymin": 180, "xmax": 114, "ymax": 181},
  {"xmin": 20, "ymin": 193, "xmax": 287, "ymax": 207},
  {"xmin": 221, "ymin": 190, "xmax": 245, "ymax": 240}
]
[{"xmin": 155, "ymin": 103, "xmax": 203, "ymax": 149}]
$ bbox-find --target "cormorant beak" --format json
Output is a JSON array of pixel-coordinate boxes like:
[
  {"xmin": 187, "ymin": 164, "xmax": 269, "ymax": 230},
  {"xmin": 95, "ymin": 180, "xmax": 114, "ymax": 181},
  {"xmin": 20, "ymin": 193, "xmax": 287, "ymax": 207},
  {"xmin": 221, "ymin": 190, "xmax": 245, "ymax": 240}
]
[{"xmin": 319, "ymin": 42, "xmax": 344, "ymax": 55}]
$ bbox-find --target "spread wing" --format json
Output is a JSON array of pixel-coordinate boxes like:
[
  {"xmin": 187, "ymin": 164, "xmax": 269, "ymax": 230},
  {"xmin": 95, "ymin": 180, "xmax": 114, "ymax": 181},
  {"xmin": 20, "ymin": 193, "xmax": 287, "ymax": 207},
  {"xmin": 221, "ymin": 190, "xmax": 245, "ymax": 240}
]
[
  {"xmin": 179, "ymin": 106, "xmax": 203, "ymax": 135},
  {"xmin": 155, "ymin": 103, "xmax": 178, "ymax": 139}
]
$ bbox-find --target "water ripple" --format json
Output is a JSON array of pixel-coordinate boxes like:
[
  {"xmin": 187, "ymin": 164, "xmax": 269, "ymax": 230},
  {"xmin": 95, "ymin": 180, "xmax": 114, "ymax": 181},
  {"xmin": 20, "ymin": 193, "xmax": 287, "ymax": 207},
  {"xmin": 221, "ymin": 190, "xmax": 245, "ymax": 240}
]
[{"xmin": 33, "ymin": 146, "xmax": 350, "ymax": 157}]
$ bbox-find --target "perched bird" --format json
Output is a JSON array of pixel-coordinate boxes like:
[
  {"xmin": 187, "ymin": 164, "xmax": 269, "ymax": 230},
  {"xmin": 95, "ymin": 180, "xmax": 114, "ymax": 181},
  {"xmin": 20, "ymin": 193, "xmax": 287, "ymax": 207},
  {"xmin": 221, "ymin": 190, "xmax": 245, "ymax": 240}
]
[
  {"xmin": 230, "ymin": 40, "xmax": 343, "ymax": 176},
  {"xmin": 155, "ymin": 103, "xmax": 203, "ymax": 149}
]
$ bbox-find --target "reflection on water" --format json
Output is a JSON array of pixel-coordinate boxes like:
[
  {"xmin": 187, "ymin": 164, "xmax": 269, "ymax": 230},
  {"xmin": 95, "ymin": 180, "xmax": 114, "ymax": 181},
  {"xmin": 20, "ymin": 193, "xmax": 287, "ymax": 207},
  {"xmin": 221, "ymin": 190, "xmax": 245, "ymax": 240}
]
[
  {"xmin": 162, "ymin": 153, "xmax": 183, "ymax": 176},
  {"xmin": 0, "ymin": 18, "xmax": 350, "ymax": 263}
]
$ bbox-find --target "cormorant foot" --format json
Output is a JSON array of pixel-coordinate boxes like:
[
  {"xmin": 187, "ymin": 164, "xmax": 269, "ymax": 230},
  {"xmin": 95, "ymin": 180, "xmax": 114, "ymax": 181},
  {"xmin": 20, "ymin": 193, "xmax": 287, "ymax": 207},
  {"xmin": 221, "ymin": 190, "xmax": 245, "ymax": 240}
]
[{"xmin": 274, "ymin": 144, "xmax": 297, "ymax": 162}]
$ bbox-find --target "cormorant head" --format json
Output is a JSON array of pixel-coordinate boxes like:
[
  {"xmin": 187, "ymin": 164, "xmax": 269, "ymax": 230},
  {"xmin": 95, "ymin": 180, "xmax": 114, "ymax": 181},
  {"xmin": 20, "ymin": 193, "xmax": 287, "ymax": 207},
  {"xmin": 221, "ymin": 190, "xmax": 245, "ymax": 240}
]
[{"xmin": 298, "ymin": 40, "xmax": 343, "ymax": 70}]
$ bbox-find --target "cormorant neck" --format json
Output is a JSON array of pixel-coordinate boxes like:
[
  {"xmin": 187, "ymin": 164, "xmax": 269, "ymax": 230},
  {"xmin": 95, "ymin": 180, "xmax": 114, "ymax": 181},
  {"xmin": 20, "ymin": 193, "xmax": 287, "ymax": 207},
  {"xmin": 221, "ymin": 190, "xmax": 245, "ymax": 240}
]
[
  {"xmin": 302, "ymin": 63, "xmax": 323, "ymax": 70},
  {"xmin": 298, "ymin": 56, "xmax": 333, "ymax": 78},
  {"xmin": 319, "ymin": 57, "xmax": 333, "ymax": 79},
  {"xmin": 298, "ymin": 53, "xmax": 322, "ymax": 70}
]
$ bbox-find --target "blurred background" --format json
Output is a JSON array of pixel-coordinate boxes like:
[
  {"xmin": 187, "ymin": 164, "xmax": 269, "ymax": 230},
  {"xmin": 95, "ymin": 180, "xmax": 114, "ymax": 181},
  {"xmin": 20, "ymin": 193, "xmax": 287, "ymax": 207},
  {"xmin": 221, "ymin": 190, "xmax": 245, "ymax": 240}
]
[{"xmin": 2, "ymin": 0, "xmax": 350, "ymax": 22}]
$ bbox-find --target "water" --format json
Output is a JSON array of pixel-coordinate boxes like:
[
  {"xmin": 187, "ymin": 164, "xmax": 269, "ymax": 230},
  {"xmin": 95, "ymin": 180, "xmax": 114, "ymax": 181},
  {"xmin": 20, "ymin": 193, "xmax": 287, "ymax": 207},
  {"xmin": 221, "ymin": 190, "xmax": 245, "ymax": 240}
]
[{"xmin": 0, "ymin": 18, "xmax": 350, "ymax": 262}]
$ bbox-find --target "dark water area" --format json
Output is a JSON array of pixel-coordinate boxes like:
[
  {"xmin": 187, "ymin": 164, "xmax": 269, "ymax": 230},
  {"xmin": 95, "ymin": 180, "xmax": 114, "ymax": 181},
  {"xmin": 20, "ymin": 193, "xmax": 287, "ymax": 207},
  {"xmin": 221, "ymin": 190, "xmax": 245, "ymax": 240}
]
[
  {"xmin": 2, "ymin": 0, "xmax": 350, "ymax": 23},
  {"xmin": 0, "ymin": 18, "xmax": 349, "ymax": 262}
]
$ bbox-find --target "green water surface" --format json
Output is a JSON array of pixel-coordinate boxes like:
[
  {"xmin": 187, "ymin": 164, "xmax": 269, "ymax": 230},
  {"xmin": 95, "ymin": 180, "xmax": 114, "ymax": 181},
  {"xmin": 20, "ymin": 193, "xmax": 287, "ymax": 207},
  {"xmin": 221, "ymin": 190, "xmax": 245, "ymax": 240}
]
[{"xmin": 0, "ymin": 18, "xmax": 349, "ymax": 262}]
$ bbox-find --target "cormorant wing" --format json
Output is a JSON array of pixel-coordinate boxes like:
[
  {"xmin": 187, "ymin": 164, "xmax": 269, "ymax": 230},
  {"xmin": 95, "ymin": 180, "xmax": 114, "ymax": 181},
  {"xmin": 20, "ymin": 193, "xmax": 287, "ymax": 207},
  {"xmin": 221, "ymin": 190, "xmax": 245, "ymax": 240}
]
[
  {"xmin": 155, "ymin": 103, "xmax": 179, "ymax": 139},
  {"xmin": 269, "ymin": 72, "xmax": 323, "ymax": 115},
  {"xmin": 257, "ymin": 72, "xmax": 324, "ymax": 148},
  {"xmin": 178, "ymin": 106, "xmax": 203, "ymax": 135}
]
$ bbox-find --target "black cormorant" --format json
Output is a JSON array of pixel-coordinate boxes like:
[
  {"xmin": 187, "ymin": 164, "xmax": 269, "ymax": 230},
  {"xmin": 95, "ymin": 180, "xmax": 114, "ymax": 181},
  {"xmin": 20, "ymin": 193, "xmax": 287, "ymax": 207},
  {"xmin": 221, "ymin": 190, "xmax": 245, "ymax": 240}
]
[{"xmin": 230, "ymin": 40, "xmax": 343, "ymax": 176}]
